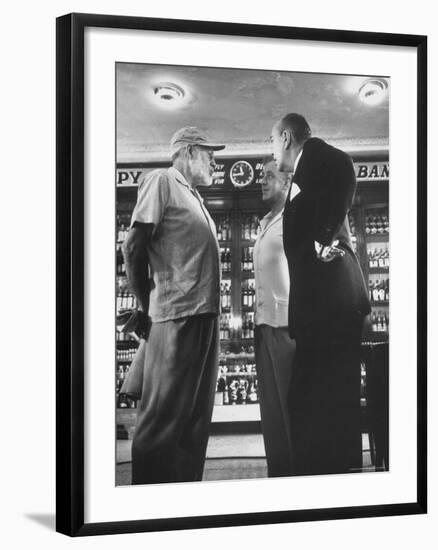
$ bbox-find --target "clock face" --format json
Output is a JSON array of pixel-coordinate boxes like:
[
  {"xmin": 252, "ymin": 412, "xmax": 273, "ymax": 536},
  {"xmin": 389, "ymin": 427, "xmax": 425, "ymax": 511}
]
[{"xmin": 230, "ymin": 160, "xmax": 254, "ymax": 188}]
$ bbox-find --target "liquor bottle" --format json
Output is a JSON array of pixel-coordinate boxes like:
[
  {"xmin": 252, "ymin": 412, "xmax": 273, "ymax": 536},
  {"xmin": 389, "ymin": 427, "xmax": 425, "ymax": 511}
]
[
  {"xmin": 226, "ymin": 315, "xmax": 231, "ymax": 340},
  {"xmin": 385, "ymin": 247, "xmax": 390, "ymax": 268},
  {"xmin": 248, "ymin": 313, "xmax": 254, "ymax": 339},
  {"xmin": 248, "ymin": 281, "xmax": 254, "ymax": 308},
  {"xmin": 223, "ymin": 382, "xmax": 230, "ymax": 405},
  {"xmin": 377, "ymin": 312, "xmax": 383, "ymax": 332},
  {"xmin": 248, "ymin": 381, "xmax": 258, "ymax": 403},
  {"xmin": 378, "ymin": 281, "xmax": 384, "ymax": 302},
  {"xmin": 381, "ymin": 312, "xmax": 388, "ymax": 332},
  {"xmin": 217, "ymin": 219, "xmax": 223, "ymax": 241},
  {"xmin": 250, "ymin": 215, "xmax": 258, "ymax": 240},
  {"xmin": 372, "ymin": 281, "xmax": 379, "ymax": 302},
  {"xmin": 243, "ymin": 218, "xmax": 251, "ymax": 241},
  {"xmin": 229, "ymin": 380, "xmax": 238, "ymax": 405},
  {"xmin": 385, "ymin": 279, "xmax": 389, "ymax": 301},
  {"xmin": 237, "ymin": 380, "xmax": 248, "ymax": 404}
]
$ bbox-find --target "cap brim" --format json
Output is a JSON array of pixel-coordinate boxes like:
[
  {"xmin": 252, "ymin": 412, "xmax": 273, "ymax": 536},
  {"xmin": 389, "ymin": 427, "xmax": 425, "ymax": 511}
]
[{"xmin": 198, "ymin": 143, "xmax": 226, "ymax": 151}]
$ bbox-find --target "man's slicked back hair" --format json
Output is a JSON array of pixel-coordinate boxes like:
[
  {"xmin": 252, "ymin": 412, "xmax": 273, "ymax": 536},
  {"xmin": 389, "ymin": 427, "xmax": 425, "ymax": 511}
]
[{"xmin": 278, "ymin": 113, "xmax": 312, "ymax": 145}]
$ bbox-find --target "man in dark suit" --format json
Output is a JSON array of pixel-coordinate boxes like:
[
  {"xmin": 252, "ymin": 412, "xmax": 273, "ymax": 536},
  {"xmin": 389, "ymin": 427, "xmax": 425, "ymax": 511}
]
[{"xmin": 270, "ymin": 113, "xmax": 371, "ymax": 476}]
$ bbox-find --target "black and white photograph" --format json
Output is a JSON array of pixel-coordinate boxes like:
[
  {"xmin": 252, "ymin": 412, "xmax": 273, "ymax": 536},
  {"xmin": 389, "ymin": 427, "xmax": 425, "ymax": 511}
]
[{"xmin": 114, "ymin": 63, "xmax": 390, "ymax": 487}]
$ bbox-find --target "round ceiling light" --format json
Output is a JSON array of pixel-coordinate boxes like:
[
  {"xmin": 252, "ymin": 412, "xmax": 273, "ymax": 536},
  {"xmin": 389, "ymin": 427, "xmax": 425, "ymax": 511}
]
[
  {"xmin": 358, "ymin": 79, "xmax": 388, "ymax": 106},
  {"xmin": 154, "ymin": 82, "xmax": 185, "ymax": 102}
]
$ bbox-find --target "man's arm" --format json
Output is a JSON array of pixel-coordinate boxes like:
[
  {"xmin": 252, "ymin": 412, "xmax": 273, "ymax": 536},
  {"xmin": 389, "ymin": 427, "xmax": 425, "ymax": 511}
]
[
  {"xmin": 122, "ymin": 222, "xmax": 154, "ymax": 315},
  {"xmin": 313, "ymin": 149, "xmax": 356, "ymax": 247}
]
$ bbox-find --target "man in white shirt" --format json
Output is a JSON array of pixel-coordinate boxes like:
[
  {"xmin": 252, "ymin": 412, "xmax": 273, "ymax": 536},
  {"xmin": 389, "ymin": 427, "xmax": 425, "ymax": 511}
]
[
  {"xmin": 253, "ymin": 158, "xmax": 296, "ymax": 477},
  {"xmin": 122, "ymin": 127, "xmax": 225, "ymax": 484}
]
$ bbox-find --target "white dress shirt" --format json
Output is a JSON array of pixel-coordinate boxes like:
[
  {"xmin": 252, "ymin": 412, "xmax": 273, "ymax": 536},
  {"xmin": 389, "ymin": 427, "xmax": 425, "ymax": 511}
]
[
  {"xmin": 289, "ymin": 149, "xmax": 303, "ymax": 202},
  {"xmin": 253, "ymin": 208, "xmax": 290, "ymax": 327}
]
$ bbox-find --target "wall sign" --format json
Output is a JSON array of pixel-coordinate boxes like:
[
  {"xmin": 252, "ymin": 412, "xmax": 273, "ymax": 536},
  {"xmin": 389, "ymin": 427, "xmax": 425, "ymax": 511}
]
[
  {"xmin": 354, "ymin": 162, "xmax": 389, "ymax": 181},
  {"xmin": 116, "ymin": 160, "xmax": 389, "ymax": 187}
]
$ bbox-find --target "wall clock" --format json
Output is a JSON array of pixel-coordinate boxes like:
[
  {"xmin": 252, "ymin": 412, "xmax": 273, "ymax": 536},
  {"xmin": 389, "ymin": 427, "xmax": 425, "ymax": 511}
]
[{"xmin": 230, "ymin": 160, "xmax": 254, "ymax": 187}]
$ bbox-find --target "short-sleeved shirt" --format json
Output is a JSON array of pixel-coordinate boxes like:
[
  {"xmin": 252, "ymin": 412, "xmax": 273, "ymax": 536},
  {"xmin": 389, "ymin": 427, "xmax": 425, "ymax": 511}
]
[
  {"xmin": 253, "ymin": 209, "xmax": 290, "ymax": 327},
  {"xmin": 130, "ymin": 166, "xmax": 220, "ymax": 322}
]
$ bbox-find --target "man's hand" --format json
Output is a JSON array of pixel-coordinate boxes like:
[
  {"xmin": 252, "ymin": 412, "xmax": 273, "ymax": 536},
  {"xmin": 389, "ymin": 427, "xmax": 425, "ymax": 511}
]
[
  {"xmin": 118, "ymin": 309, "xmax": 152, "ymax": 340},
  {"xmin": 314, "ymin": 240, "xmax": 345, "ymax": 263}
]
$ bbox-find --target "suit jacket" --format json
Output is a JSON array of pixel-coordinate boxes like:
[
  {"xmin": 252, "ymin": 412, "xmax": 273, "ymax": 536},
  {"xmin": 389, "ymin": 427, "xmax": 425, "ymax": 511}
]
[{"xmin": 283, "ymin": 137, "xmax": 371, "ymax": 336}]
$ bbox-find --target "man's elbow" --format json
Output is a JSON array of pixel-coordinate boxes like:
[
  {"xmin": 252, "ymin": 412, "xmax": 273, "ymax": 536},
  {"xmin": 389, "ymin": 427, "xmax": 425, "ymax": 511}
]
[
  {"xmin": 122, "ymin": 237, "xmax": 141, "ymax": 263},
  {"xmin": 122, "ymin": 235, "xmax": 149, "ymax": 265}
]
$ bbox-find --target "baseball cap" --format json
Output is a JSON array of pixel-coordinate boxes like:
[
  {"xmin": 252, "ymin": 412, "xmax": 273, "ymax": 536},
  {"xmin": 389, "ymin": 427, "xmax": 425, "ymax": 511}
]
[{"xmin": 170, "ymin": 126, "xmax": 226, "ymax": 151}]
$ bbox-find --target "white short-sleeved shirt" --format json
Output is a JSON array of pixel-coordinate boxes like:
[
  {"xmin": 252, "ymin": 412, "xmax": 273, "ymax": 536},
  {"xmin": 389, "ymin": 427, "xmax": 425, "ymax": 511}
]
[
  {"xmin": 253, "ymin": 209, "xmax": 290, "ymax": 327},
  {"xmin": 130, "ymin": 166, "xmax": 220, "ymax": 322}
]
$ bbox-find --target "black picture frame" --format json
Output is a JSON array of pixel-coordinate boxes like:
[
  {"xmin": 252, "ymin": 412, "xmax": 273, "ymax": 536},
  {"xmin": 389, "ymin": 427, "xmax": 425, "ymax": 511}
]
[{"xmin": 56, "ymin": 12, "xmax": 427, "ymax": 537}]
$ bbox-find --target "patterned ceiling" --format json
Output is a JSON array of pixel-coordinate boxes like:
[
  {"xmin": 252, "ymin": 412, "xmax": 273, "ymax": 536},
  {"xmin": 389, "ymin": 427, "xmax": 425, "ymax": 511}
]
[{"xmin": 117, "ymin": 63, "xmax": 389, "ymax": 162}]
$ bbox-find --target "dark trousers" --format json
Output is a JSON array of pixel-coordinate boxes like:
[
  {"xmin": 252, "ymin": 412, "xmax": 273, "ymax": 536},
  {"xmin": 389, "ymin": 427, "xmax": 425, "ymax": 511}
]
[
  {"xmin": 254, "ymin": 325, "xmax": 296, "ymax": 477},
  {"xmin": 131, "ymin": 314, "xmax": 219, "ymax": 484},
  {"xmin": 288, "ymin": 315, "xmax": 364, "ymax": 476}
]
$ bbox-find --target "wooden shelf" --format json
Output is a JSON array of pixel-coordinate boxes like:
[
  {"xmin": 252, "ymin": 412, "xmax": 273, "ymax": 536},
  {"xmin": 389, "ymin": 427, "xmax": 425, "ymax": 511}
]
[
  {"xmin": 366, "ymin": 233, "xmax": 389, "ymax": 242},
  {"xmin": 212, "ymin": 403, "xmax": 261, "ymax": 423},
  {"xmin": 219, "ymin": 372, "xmax": 257, "ymax": 377}
]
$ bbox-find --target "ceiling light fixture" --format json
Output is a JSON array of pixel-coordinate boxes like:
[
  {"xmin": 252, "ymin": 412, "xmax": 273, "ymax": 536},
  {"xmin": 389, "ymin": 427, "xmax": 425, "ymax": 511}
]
[
  {"xmin": 358, "ymin": 79, "xmax": 388, "ymax": 106},
  {"xmin": 154, "ymin": 82, "xmax": 185, "ymax": 101}
]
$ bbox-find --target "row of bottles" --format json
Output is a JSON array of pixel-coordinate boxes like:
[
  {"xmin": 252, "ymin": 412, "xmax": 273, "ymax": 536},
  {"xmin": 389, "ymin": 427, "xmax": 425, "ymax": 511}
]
[
  {"xmin": 241, "ymin": 214, "xmax": 259, "ymax": 241},
  {"xmin": 117, "ymin": 291, "xmax": 136, "ymax": 312},
  {"xmin": 219, "ymin": 314, "xmax": 233, "ymax": 340},
  {"xmin": 216, "ymin": 216, "xmax": 232, "ymax": 242},
  {"xmin": 117, "ymin": 394, "xmax": 138, "ymax": 408},
  {"xmin": 219, "ymin": 313, "xmax": 255, "ymax": 340},
  {"xmin": 117, "ymin": 347, "xmax": 137, "ymax": 362},
  {"xmin": 348, "ymin": 212, "xmax": 358, "ymax": 253},
  {"xmin": 365, "ymin": 211, "xmax": 389, "ymax": 235},
  {"xmin": 368, "ymin": 246, "xmax": 390, "ymax": 269},
  {"xmin": 369, "ymin": 278, "xmax": 389, "ymax": 302},
  {"xmin": 241, "ymin": 279, "xmax": 255, "ymax": 309},
  {"xmin": 116, "ymin": 331, "xmax": 137, "ymax": 342},
  {"xmin": 241, "ymin": 312, "xmax": 255, "ymax": 339},
  {"xmin": 218, "ymin": 360, "xmax": 256, "ymax": 375},
  {"xmin": 116, "ymin": 244, "xmax": 126, "ymax": 275},
  {"xmin": 370, "ymin": 310, "xmax": 389, "ymax": 332},
  {"xmin": 117, "ymin": 223, "xmax": 129, "ymax": 243},
  {"xmin": 221, "ymin": 344, "xmax": 255, "ymax": 359},
  {"xmin": 216, "ymin": 376, "xmax": 259, "ymax": 405},
  {"xmin": 241, "ymin": 246, "xmax": 254, "ymax": 272},
  {"xmin": 220, "ymin": 282, "xmax": 232, "ymax": 310},
  {"xmin": 220, "ymin": 247, "xmax": 232, "ymax": 273}
]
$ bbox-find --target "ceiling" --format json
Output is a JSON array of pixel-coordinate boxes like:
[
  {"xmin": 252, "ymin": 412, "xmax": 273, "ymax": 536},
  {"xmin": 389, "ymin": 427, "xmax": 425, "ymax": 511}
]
[{"xmin": 117, "ymin": 63, "xmax": 389, "ymax": 163}]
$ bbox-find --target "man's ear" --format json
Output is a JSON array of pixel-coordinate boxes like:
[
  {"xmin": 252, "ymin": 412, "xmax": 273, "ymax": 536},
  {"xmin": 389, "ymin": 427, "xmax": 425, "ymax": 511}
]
[
  {"xmin": 284, "ymin": 173, "xmax": 293, "ymax": 187},
  {"xmin": 282, "ymin": 129, "xmax": 292, "ymax": 150}
]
